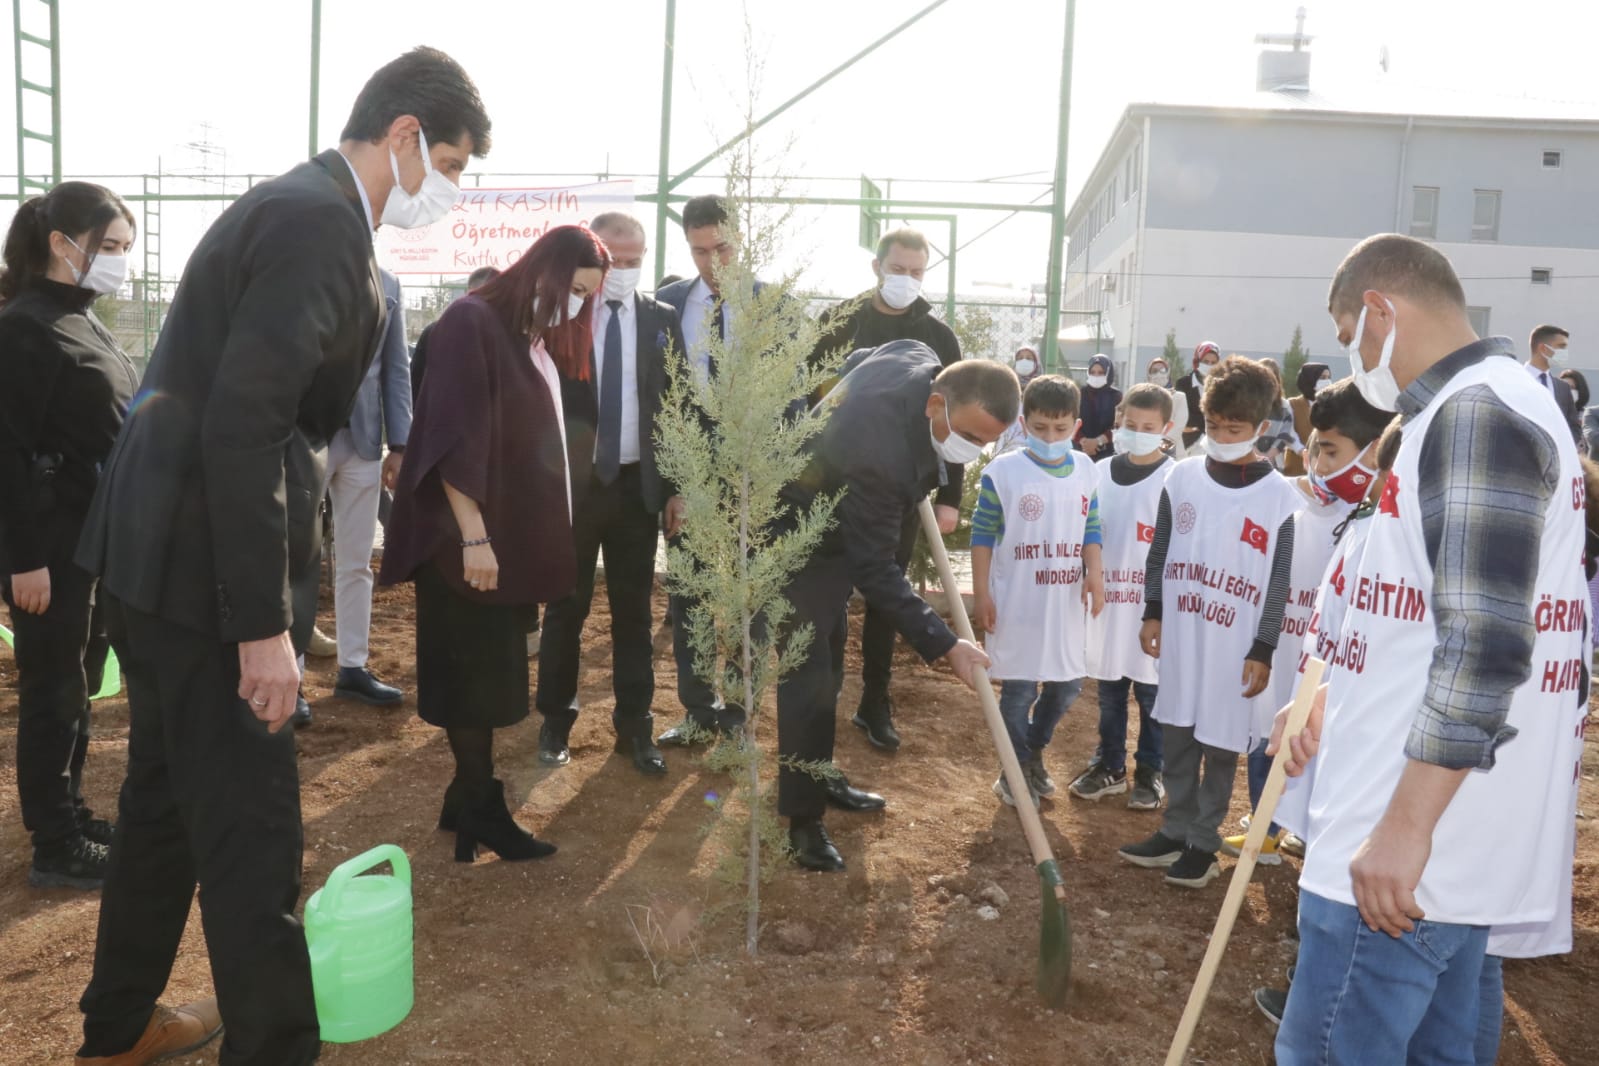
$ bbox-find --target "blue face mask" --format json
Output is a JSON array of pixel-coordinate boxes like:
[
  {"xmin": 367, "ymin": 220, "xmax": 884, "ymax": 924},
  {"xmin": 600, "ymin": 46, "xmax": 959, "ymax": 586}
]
[{"xmin": 1026, "ymin": 434, "xmax": 1073, "ymax": 462}]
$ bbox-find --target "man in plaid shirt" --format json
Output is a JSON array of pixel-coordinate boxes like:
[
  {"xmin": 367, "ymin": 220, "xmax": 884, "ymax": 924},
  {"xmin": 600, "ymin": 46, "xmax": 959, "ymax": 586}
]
[{"xmin": 1271, "ymin": 234, "xmax": 1586, "ymax": 1065}]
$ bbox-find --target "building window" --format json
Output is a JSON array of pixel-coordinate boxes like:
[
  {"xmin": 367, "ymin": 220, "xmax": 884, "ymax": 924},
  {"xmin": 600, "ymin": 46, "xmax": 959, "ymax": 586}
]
[
  {"xmin": 1109, "ymin": 178, "xmax": 1117, "ymax": 219},
  {"xmin": 1543, "ymin": 150, "xmax": 1562, "ymax": 169},
  {"xmin": 1127, "ymin": 251, "xmax": 1135, "ymax": 303},
  {"xmin": 1531, "ymin": 268, "xmax": 1552, "ymax": 285},
  {"xmin": 1472, "ymin": 189, "xmax": 1501, "ymax": 242},
  {"xmin": 1409, "ymin": 186, "xmax": 1438, "ymax": 239},
  {"xmin": 1131, "ymin": 143, "xmax": 1141, "ymax": 193},
  {"xmin": 1467, "ymin": 306, "xmax": 1491, "ymax": 337}
]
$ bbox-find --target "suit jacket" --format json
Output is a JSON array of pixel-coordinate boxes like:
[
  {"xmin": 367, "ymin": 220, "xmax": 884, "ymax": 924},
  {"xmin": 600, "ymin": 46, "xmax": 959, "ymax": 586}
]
[
  {"xmin": 781, "ymin": 339, "xmax": 958, "ymax": 663},
  {"xmin": 346, "ymin": 268, "xmax": 412, "ymax": 460},
  {"xmin": 76, "ymin": 150, "xmax": 386, "ymax": 647},
  {"xmin": 561, "ymin": 291, "xmax": 685, "ymax": 515},
  {"xmin": 1552, "ymin": 372, "xmax": 1583, "ymax": 447}
]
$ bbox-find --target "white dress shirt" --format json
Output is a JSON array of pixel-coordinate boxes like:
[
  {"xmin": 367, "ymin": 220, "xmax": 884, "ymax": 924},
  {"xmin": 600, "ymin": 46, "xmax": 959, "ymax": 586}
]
[
  {"xmin": 1525, "ymin": 359, "xmax": 1562, "ymax": 399},
  {"xmin": 334, "ymin": 151, "xmax": 375, "ymax": 232},
  {"xmin": 529, "ymin": 339, "xmax": 572, "ymax": 521},
  {"xmin": 593, "ymin": 295, "xmax": 641, "ymax": 465},
  {"xmin": 679, "ymin": 277, "xmax": 727, "ymax": 387}
]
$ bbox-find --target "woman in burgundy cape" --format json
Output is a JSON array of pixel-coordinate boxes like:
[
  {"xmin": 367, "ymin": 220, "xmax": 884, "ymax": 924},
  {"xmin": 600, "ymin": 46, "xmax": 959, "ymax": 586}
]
[{"xmin": 381, "ymin": 225, "xmax": 610, "ymax": 861}]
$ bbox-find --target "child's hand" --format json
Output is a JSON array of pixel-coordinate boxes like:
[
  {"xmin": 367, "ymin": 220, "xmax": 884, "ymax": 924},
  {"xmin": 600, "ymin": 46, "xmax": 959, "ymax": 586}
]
[
  {"xmin": 1139, "ymin": 619, "xmax": 1161, "ymax": 658},
  {"xmin": 975, "ymin": 593, "xmax": 997, "ymax": 634},
  {"xmin": 1266, "ymin": 683, "xmax": 1327, "ymax": 777},
  {"xmin": 1241, "ymin": 659, "xmax": 1270, "ymax": 698},
  {"xmin": 1082, "ymin": 568, "xmax": 1105, "ymax": 618}
]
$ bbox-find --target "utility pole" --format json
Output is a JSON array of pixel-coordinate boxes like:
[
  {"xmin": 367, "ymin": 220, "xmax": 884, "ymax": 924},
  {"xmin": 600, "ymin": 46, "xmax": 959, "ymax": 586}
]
[{"xmin": 1041, "ymin": 0, "xmax": 1076, "ymax": 369}]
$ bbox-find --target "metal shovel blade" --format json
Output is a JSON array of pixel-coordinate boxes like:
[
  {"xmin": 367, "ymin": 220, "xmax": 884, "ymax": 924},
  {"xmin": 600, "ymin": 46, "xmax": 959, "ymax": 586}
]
[{"xmin": 1036, "ymin": 859, "xmax": 1072, "ymax": 1007}]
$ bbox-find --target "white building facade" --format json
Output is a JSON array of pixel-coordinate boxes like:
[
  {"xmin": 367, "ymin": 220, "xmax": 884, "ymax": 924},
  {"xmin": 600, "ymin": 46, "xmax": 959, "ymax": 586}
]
[{"xmin": 1062, "ymin": 88, "xmax": 1599, "ymax": 386}]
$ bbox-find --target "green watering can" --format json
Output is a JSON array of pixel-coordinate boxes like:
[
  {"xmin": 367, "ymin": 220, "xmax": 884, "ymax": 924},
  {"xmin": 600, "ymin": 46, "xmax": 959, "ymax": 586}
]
[
  {"xmin": 0, "ymin": 624, "xmax": 119, "ymax": 700},
  {"xmin": 304, "ymin": 844, "xmax": 414, "ymax": 1043}
]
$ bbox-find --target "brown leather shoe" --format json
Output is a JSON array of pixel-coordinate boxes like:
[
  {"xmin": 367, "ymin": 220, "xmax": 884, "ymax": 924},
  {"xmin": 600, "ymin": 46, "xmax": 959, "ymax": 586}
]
[{"xmin": 77, "ymin": 998, "xmax": 223, "ymax": 1065}]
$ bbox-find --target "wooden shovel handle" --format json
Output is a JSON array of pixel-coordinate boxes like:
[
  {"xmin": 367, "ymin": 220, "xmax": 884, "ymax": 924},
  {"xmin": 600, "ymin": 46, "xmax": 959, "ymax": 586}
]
[
  {"xmin": 916, "ymin": 499, "xmax": 1063, "ymax": 887},
  {"xmin": 1163, "ymin": 658, "xmax": 1327, "ymax": 1065}
]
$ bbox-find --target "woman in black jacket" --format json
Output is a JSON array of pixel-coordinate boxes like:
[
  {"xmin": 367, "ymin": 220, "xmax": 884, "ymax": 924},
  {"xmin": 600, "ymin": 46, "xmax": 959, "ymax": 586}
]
[
  {"xmin": 1174, "ymin": 340, "xmax": 1219, "ymax": 450},
  {"xmin": 0, "ymin": 182, "xmax": 138, "ymax": 889}
]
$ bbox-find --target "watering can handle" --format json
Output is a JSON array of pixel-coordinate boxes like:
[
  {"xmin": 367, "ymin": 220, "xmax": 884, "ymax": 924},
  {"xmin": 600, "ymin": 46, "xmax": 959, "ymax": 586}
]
[{"xmin": 319, "ymin": 844, "xmax": 411, "ymax": 914}]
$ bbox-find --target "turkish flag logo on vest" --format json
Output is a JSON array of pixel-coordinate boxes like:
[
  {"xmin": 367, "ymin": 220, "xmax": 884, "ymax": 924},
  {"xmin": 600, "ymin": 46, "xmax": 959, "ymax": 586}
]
[
  {"xmin": 1241, "ymin": 517, "xmax": 1269, "ymax": 555},
  {"xmin": 1137, "ymin": 521, "xmax": 1156, "ymax": 543},
  {"xmin": 1379, "ymin": 472, "xmax": 1401, "ymax": 517}
]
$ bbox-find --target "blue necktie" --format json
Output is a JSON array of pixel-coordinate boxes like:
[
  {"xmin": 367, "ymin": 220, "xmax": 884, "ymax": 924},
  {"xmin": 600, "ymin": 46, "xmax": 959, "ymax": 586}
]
[{"xmin": 595, "ymin": 299, "xmax": 624, "ymax": 484}]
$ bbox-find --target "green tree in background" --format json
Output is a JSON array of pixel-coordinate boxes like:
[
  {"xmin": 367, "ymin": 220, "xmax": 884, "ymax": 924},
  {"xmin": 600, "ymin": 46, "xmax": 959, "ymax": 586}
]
[
  {"xmin": 954, "ymin": 305, "xmax": 997, "ymax": 361},
  {"xmin": 1283, "ymin": 325, "xmax": 1308, "ymax": 388},
  {"xmin": 1163, "ymin": 328, "xmax": 1179, "ymax": 368}
]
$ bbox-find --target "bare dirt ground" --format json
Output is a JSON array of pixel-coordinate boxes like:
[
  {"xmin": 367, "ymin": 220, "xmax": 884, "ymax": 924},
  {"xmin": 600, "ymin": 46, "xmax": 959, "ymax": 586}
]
[{"xmin": 0, "ymin": 580, "xmax": 1594, "ymax": 1065}]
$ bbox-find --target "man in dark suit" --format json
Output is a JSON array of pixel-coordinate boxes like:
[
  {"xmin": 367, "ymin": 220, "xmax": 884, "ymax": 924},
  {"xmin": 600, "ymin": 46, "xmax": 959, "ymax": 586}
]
[
  {"xmin": 536, "ymin": 212, "xmax": 683, "ymax": 775},
  {"xmin": 776, "ymin": 341, "xmax": 1014, "ymax": 871},
  {"xmin": 1527, "ymin": 324, "xmax": 1583, "ymax": 447},
  {"xmin": 71, "ymin": 48, "xmax": 489, "ymax": 1066},
  {"xmin": 808, "ymin": 227, "xmax": 964, "ymax": 753},
  {"xmin": 654, "ymin": 194, "xmax": 767, "ymax": 745}
]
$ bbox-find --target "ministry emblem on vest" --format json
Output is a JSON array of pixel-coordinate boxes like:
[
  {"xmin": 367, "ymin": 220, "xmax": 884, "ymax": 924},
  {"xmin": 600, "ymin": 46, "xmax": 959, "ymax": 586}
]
[
  {"xmin": 1175, "ymin": 502, "xmax": 1197, "ymax": 535},
  {"xmin": 1018, "ymin": 493, "xmax": 1045, "ymax": 522}
]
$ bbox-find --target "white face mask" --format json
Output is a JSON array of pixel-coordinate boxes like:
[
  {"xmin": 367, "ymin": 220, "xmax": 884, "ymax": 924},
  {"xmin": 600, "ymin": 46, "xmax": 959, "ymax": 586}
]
[
  {"xmin": 64, "ymin": 237, "xmax": 128, "ymax": 294},
  {"xmin": 1345, "ymin": 299, "xmax": 1400, "ymax": 411},
  {"xmin": 1195, "ymin": 361, "xmax": 1213, "ymax": 379},
  {"xmin": 1205, "ymin": 434, "xmax": 1259, "ymax": 463},
  {"xmin": 1546, "ymin": 343, "xmax": 1570, "ymax": 367},
  {"xmin": 1014, "ymin": 358, "xmax": 1037, "ymax": 377},
  {"xmin": 1115, "ymin": 427, "xmax": 1165, "ymax": 455},
  {"xmin": 602, "ymin": 267, "xmax": 641, "ymax": 302},
  {"xmin": 1315, "ymin": 377, "xmax": 1333, "ymax": 395},
  {"xmin": 535, "ymin": 290, "xmax": 589, "ymax": 326},
  {"xmin": 930, "ymin": 400, "xmax": 984, "ymax": 464},
  {"xmin": 379, "ymin": 128, "xmax": 460, "ymax": 230},
  {"xmin": 1086, "ymin": 372, "xmax": 1108, "ymax": 389},
  {"xmin": 879, "ymin": 273, "xmax": 921, "ymax": 310},
  {"xmin": 1148, "ymin": 369, "xmax": 1170, "ymax": 387}
]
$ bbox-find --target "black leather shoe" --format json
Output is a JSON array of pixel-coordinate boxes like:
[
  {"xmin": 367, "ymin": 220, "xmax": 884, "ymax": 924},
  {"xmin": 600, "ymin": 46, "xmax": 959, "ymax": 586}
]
[
  {"xmin": 788, "ymin": 819, "xmax": 845, "ymax": 872},
  {"xmin": 851, "ymin": 693, "xmax": 901, "ymax": 752},
  {"xmin": 333, "ymin": 666, "xmax": 404, "ymax": 706},
  {"xmin": 538, "ymin": 722, "xmax": 570, "ymax": 766},
  {"xmin": 291, "ymin": 693, "xmax": 312, "ymax": 729},
  {"xmin": 656, "ymin": 719, "xmax": 716, "ymax": 747},
  {"xmin": 615, "ymin": 734, "xmax": 668, "ymax": 776},
  {"xmin": 824, "ymin": 773, "xmax": 886, "ymax": 812}
]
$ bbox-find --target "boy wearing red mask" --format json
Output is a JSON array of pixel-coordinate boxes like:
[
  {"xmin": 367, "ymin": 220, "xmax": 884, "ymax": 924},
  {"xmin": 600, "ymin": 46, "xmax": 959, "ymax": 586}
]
[{"xmin": 1222, "ymin": 377, "xmax": 1391, "ymax": 863}]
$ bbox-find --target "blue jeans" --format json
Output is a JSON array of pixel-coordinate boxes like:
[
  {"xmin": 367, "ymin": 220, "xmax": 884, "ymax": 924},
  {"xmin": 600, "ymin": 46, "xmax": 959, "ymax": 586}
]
[
  {"xmin": 1277, "ymin": 891, "xmax": 1489, "ymax": 1065},
  {"xmin": 997, "ymin": 679, "xmax": 1082, "ymax": 762},
  {"xmin": 1474, "ymin": 955, "xmax": 1503, "ymax": 1066},
  {"xmin": 1246, "ymin": 738, "xmax": 1281, "ymax": 837},
  {"xmin": 1095, "ymin": 676, "xmax": 1162, "ymax": 773}
]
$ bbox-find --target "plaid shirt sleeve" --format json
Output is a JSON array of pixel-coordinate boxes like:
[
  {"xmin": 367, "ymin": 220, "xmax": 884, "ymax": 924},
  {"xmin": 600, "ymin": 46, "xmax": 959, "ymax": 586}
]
[{"xmin": 1408, "ymin": 383, "xmax": 1561, "ymax": 771}]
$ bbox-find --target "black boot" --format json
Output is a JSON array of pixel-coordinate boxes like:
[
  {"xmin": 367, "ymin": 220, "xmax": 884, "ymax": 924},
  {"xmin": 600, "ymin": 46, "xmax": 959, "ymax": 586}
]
[
  {"xmin": 851, "ymin": 692, "xmax": 901, "ymax": 752},
  {"xmin": 436, "ymin": 777, "xmax": 469, "ymax": 832},
  {"xmin": 614, "ymin": 717, "xmax": 667, "ymax": 776},
  {"xmin": 454, "ymin": 779, "xmax": 557, "ymax": 863},
  {"xmin": 788, "ymin": 818, "xmax": 845, "ymax": 872},
  {"xmin": 29, "ymin": 833, "xmax": 110, "ymax": 890},
  {"xmin": 538, "ymin": 721, "xmax": 571, "ymax": 766}
]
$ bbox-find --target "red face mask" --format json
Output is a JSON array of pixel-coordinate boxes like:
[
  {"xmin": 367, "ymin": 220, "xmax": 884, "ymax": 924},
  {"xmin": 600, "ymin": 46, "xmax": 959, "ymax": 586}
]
[{"xmin": 1309, "ymin": 451, "xmax": 1379, "ymax": 506}]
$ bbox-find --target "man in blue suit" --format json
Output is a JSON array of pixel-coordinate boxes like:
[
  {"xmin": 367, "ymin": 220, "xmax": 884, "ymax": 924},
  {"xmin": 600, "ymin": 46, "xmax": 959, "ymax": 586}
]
[
  {"xmin": 655, "ymin": 194, "xmax": 758, "ymax": 745},
  {"xmin": 322, "ymin": 266, "xmax": 411, "ymax": 706}
]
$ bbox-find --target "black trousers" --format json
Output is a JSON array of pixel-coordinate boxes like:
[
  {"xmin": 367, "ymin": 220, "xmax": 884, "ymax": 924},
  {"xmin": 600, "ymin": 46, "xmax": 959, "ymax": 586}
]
[
  {"xmin": 667, "ymin": 535, "xmax": 745, "ymax": 732},
  {"xmin": 775, "ymin": 550, "xmax": 854, "ymax": 819},
  {"xmin": 3, "ymin": 557, "xmax": 109, "ymax": 850},
  {"xmin": 537, "ymin": 465, "xmax": 659, "ymax": 736},
  {"xmin": 78, "ymin": 598, "xmax": 318, "ymax": 1066},
  {"xmin": 857, "ymin": 508, "xmax": 921, "ymax": 703}
]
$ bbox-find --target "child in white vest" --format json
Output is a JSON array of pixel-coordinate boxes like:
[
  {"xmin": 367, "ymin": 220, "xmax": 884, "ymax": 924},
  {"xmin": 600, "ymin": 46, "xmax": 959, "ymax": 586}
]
[
  {"xmin": 971, "ymin": 376, "xmax": 1105, "ymax": 807},
  {"xmin": 1117, "ymin": 356, "xmax": 1299, "ymax": 889},
  {"xmin": 1223, "ymin": 378, "xmax": 1392, "ymax": 865},
  {"xmin": 1072, "ymin": 383, "xmax": 1176, "ymax": 810}
]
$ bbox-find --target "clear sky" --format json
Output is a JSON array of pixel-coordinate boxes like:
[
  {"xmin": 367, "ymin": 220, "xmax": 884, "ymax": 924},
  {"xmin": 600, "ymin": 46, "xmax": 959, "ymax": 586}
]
[{"xmin": 4, "ymin": 0, "xmax": 1597, "ymax": 295}]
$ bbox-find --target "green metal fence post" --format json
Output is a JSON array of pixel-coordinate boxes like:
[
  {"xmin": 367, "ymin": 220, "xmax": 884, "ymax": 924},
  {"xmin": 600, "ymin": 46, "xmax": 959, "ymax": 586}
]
[
  {"xmin": 1041, "ymin": 0, "xmax": 1076, "ymax": 369},
  {"xmin": 309, "ymin": 0, "xmax": 322, "ymax": 158},
  {"xmin": 653, "ymin": 0, "xmax": 676, "ymax": 286}
]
